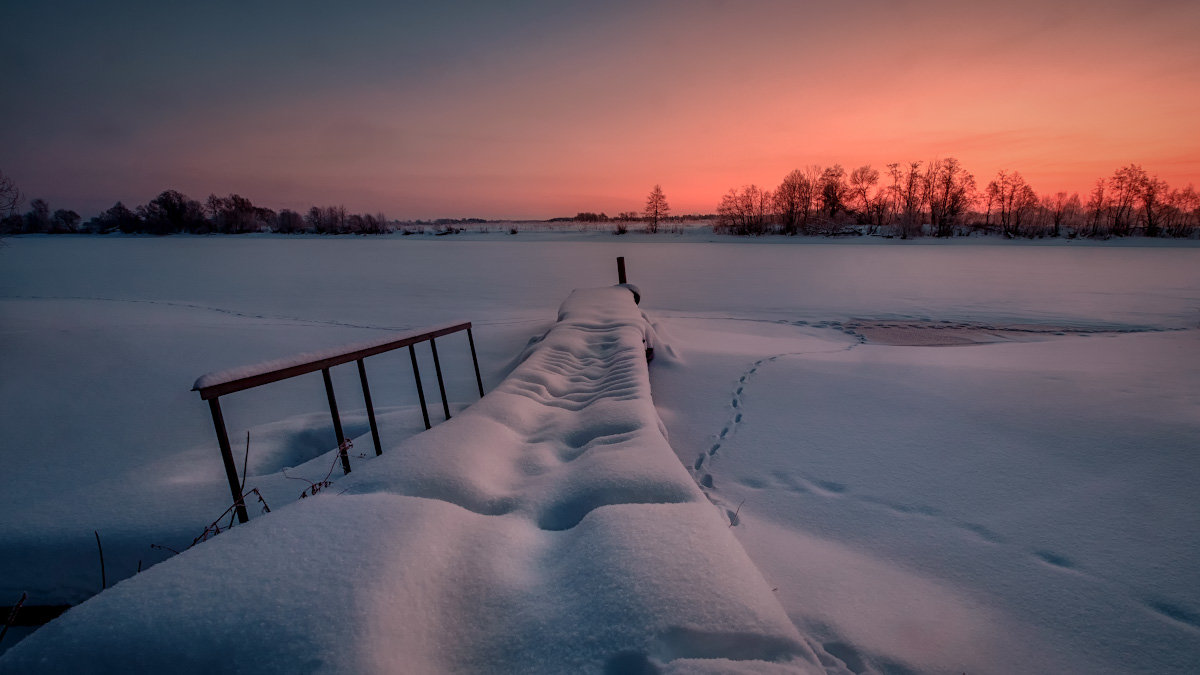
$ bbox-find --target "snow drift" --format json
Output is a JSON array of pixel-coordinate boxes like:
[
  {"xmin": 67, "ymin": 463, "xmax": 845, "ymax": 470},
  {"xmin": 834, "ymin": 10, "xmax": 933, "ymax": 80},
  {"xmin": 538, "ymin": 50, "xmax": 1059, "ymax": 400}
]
[{"xmin": 1, "ymin": 286, "xmax": 820, "ymax": 673}]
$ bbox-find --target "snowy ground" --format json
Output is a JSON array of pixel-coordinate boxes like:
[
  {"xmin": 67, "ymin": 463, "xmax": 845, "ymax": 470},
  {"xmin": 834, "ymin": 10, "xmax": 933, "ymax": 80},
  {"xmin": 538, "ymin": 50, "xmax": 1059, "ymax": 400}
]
[{"xmin": 1, "ymin": 234, "xmax": 1197, "ymax": 672}]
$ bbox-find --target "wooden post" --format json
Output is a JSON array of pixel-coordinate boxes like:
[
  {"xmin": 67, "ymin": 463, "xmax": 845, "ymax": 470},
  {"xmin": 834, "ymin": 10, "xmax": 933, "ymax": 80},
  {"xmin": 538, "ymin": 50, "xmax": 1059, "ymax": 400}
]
[
  {"xmin": 322, "ymin": 367, "xmax": 351, "ymax": 474},
  {"xmin": 617, "ymin": 256, "xmax": 627, "ymax": 284},
  {"xmin": 430, "ymin": 337, "xmax": 451, "ymax": 420},
  {"xmin": 357, "ymin": 359, "xmax": 383, "ymax": 456},
  {"xmin": 467, "ymin": 327, "xmax": 484, "ymax": 398},
  {"xmin": 409, "ymin": 344, "xmax": 431, "ymax": 429},
  {"xmin": 208, "ymin": 397, "xmax": 249, "ymax": 523}
]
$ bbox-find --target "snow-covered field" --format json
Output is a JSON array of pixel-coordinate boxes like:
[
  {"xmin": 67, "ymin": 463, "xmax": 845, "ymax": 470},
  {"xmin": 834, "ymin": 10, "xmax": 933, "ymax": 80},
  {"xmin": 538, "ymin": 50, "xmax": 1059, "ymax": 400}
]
[{"xmin": 1, "ymin": 234, "xmax": 1197, "ymax": 672}]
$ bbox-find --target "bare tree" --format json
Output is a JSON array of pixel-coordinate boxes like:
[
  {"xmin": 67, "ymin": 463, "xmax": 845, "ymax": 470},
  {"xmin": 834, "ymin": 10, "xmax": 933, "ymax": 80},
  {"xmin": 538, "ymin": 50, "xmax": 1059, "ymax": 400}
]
[
  {"xmin": 205, "ymin": 193, "xmax": 267, "ymax": 234},
  {"xmin": 1139, "ymin": 174, "xmax": 1169, "ymax": 237},
  {"xmin": 275, "ymin": 209, "xmax": 305, "ymax": 234},
  {"xmin": 1106, "ymin": 164, "xmax": 1145, "ymax": 236},
  {"xmin": 774, "ymin": 169, "xmax": 818, "ymax": 235},
  {"xmin": 886, "ymin": 161, "xmax": 924, "ymax": 238},
  {"xmin": 985, "ymin": 170, "xmax": 1038, "ymax": 237},
  {"xmin": 818, "ymin": 164, "xmax": 848, "ymax": 217},
  {"xmin": 848, "ymin": 165, "xmax": 879, "ymax": 225},
  {"xmin": 924, "ymin": 158, "xmax": 975, "ymax": 237},
  {"xmin": 52, "ymin": 209, "xmax": 81, "ymax": 233},
  {"xmin": 1043, "ymin": 191, "xmax": 1081, "ymax": 238},
  {"xmin": 138, "ymin": 190, "xmax": 205, "ymax": 234},
  {"xmin": 1085, "ymin": 179, "xmax": 1108, "ymax": 237},
  {"xmin": 716, "ymin": 185, "xmax": 772, "ymax": 235},
  {"xmin": 774, "ymin": 170, "xmax": 804, "ymax": 235},
  {"xmin": 24, "ymin": 198, "xmax": 52, "ymax": 233},
  {"xmin": 1164, "ymin": 184, "xmax": 1199, "ymax": 237},
  {"xmin": 0, "ymin": 171, "xmax": 20, "ymax": 216},
  {"xmin": 644, "ymin": 185, "xmax": 669, "ymax": 233},
  {"xmin": 86, "ymin": 202, "xmax": 140, "ymax": 233}
]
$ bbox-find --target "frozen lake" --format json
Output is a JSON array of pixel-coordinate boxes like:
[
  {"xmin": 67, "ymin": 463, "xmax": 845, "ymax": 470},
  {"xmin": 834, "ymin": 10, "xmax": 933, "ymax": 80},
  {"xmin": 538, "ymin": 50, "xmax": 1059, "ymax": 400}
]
[{"xmin": 1, "ymin": 234, "xmax": 1197, "ymax": 671}]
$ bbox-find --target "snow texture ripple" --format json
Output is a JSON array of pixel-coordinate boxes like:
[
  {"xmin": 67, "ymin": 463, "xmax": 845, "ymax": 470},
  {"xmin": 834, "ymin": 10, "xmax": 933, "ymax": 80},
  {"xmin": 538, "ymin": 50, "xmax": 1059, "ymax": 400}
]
[{"xmin": 1, "ymin": 286, "xmax": 821, "ymax": 674}]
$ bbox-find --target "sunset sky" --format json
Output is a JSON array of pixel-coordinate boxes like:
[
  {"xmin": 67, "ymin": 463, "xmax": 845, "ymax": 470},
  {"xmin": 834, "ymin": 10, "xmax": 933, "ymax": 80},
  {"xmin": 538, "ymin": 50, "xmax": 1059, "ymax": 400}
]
[{"xmin": 4, "ymin": 0, "xmax": 1199, "ymax": 219}]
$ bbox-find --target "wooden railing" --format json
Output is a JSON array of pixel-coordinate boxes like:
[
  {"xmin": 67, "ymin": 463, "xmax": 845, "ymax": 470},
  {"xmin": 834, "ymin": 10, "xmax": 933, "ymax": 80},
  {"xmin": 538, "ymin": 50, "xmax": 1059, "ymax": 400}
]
[{"xmin": 193, "ymin": 322, "xmax": 484, "ymax": 523}]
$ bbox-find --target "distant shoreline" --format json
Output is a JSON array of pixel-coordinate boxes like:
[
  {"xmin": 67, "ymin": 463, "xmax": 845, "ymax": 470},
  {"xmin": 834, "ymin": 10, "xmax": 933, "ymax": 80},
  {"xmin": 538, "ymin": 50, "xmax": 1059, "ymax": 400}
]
[{"xmin": 5, "ymin": 228, "xmax": 1199, "ymax": 247}]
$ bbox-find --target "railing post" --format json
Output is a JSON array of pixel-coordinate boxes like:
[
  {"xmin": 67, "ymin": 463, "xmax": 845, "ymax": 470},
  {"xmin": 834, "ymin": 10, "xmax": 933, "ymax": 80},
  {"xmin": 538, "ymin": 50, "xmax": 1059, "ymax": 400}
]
[
  {"xmin": 467, "ymin": 327, "xmax": 484, "ymax": 398},
  {"xmin": 322, "ymin": 367, "xmax": 351, "ymax": 474},
  {"xmin": 357, "ymin": 358, "xmax": 383, "ymax": 456},
  {"xmin": 617, "ymin": 256, "xmax": 627, "ymax": 284},
  {"xmin": 430, "ymin": 337, "xmax": 451, "ymax": 421},
  {"xmin": 409, "ymin": 344, "xmax": 431, "ymax": 430},
  {"xmin": 208, "ymin": 397, "xmax": 249, "ymax": 524}
]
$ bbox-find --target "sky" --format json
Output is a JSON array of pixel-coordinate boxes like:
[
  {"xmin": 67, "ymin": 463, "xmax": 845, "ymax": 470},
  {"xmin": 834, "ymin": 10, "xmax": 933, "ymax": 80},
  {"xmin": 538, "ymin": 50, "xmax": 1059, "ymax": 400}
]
[{"xmin": 3, "ymin": 0, "xmax": 1199, "ymax": 220}]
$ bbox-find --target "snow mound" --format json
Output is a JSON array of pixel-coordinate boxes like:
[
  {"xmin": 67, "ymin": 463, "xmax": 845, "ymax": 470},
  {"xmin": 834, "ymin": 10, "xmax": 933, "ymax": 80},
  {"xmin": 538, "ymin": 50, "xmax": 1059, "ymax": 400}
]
[{"xmin": 3, "ymin": 287, "xmax": 819, "ymax": 673}]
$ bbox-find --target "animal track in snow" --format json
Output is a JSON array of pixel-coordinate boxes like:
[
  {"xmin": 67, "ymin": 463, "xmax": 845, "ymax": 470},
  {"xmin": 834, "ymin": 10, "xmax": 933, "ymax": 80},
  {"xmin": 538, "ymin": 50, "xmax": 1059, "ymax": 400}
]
[
  {"xmin": 956, "ymin": 521, "xmax": 1005, "ymax": 544},
  {"xmin": 1033, "ymin": 550, "xmax": 1077, "ymax": 570},
  {"xmin": 1145, "ymin": 598, "xmax": 1200, "ymax": 631},
  {"xmin": 689, "ymin": 344, "xmax": 860, "ymax": 524}
]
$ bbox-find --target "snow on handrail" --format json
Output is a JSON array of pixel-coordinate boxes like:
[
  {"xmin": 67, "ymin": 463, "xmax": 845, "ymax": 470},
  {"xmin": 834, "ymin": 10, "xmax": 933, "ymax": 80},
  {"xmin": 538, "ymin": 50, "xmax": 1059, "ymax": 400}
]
[{"xmin": 192, "ymin": 321, "xmax": 472, "ymax": 399}]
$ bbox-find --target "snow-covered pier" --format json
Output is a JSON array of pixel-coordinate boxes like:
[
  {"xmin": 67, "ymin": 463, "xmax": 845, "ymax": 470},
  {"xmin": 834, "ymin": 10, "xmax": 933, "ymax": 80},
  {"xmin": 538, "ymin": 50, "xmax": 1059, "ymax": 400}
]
[{"xmin": 2, "ymin": 285, "xmax": 821, "ymax": 673}]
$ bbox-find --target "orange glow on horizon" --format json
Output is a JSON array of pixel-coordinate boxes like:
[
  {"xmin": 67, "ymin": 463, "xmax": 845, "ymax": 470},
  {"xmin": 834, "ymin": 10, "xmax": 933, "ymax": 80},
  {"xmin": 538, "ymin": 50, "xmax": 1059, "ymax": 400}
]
[{"xmin": 8, "ymin": 1, "xmax": 1199, "ymax": 219}]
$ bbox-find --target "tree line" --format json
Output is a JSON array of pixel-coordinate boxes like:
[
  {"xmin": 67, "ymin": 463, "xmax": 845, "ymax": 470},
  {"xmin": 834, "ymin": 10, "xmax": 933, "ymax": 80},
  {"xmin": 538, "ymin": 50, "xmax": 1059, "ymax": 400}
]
[
  {"xmin": 714, "ymin": 161, "xmax": 1199, "ymax": 238},
  {"xmin": 0, "ymin": 184, "xmax": 395, "ymax": 236},
  {"xmin": 2, "ymin": 164, "xmax": 1197, "ymax": 238}
]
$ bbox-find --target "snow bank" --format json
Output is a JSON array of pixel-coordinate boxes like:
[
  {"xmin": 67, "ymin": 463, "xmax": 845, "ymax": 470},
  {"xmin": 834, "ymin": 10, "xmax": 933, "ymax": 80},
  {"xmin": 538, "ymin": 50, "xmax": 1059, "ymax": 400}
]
[
  {"xmin": 2, "ymin": 287, "xmax": 819, "ymax": 673},
  {"xmin": 652, "ymin": 317, "xmax": 1200, "ymax": 674}
]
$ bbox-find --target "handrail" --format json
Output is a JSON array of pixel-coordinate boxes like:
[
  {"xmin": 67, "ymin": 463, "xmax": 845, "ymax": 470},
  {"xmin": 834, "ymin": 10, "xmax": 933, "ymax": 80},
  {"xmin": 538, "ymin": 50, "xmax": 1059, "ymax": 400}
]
[
  {"xmin": 192, "ymin": 321, "xmax": 472, "ymax": 400},
  {"xmin": 193, "ymin": 321, "xmax": 485, "ymax": 524}
]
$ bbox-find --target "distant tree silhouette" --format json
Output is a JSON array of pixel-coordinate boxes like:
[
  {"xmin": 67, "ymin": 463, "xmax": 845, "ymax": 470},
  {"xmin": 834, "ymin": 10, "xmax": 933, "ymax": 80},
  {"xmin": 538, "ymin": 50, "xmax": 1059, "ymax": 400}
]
[
  {"xmin": 1106, "ymin": 164, "xmax": 1144, "ymax": 236},
  {"xmin": 0, "ymin": 170, "xmax": 20, "ymax": 217},
  {"xmin": 643, "ymin": 185, "xmax": 669, "ymax": 233},
  {"xmin": 1163, "ymin": 185, "xmax": 1199, "ymax": 237},
  {"xmin": 818, "ymin": 164, "xmax": 848, "ymax": 217},
  {"xmin": 985, "ymin": 171, "xmax": 1038, "ymax": 237},
  {"xmin": 52, "ymin": 209, "xmax": 81, "ymax": 233},
  {"xmin": 347, "ymin": 213, "xmax": 390, "ymax": 234},
  {"xmin": 305, "ymin": 205, "xmax": 347, "ymax": 234},
  {"xmin": 774, "ymin": 169, "xmax": 817, "ymax": 235},
  {"xmin": 924, "ymin": 158, "xmax": 975, "ymax": 237},
  {"xmin": 716, "ymin": 185, "xmax": 772, "ymax": 235},
  {"xmin": 1085, "ymin": 179, "xmax": 1108, "ymax": 237},
  {"xmin": 275, "ymin": 209, "xmax": 304, "ymax": 233},
  {"xmin": 205, "ymin": 194, "xmax": 265, "ymax": 233},
  {"xmin": 1043, "ymin": 191, "xmax": 1081, "ymax": 238},
  {"xmin": 138, "ymin": 190, "xmax": 205, "ymax": 234},
  {"xmin": 848, "ymin": 165, "xmax": 880, "ymax": 227},
  {"xmin": 23, "ymin": 198, "xmax": 51, "ymax": 233},
  {"xmin": 887, "ymin": 161, "xmax": 924, "ymax": 238},
  {"xmin": 86, "ymin": 202, "xmax": 141, "ymax": 233},
  {"xmin": 1139, "ymin": 173, "xmax": 1168, "ymax": 237}
]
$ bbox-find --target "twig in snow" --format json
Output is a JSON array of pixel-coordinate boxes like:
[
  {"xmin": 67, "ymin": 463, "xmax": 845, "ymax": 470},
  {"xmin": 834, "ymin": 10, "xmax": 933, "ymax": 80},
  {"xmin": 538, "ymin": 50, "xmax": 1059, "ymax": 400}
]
[
  {"xmin": 284, "ymin": 439, "xmax": 351, "ymax": 499},
  {"xmin": 239, "ymin": 431, "xmax": 250, "ymax": 493},
  {"xmin": 729, "ymin": 499, "xmax": 745, "ymax": 527},
  {"xmin": 228, "ymin": 431, "xmax": 252, "ymax": 531},
  {"xmin": 0, "ymin": 592, "xmax": 27, "ymax": 645},
  {"xmin": 190, "ymin": 488, "xmax": 271, "ymax": 548},
  {"xmin": 94, "ymin": 530, "xmax": 106, "ymax": 589}
]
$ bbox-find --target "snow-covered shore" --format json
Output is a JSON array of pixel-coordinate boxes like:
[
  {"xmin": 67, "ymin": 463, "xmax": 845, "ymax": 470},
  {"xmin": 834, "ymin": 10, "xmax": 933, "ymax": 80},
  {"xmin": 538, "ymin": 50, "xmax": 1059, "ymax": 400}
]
[{"xmin": 1, "ymin": 236, "xmax": 1197, "ymax": 672}]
